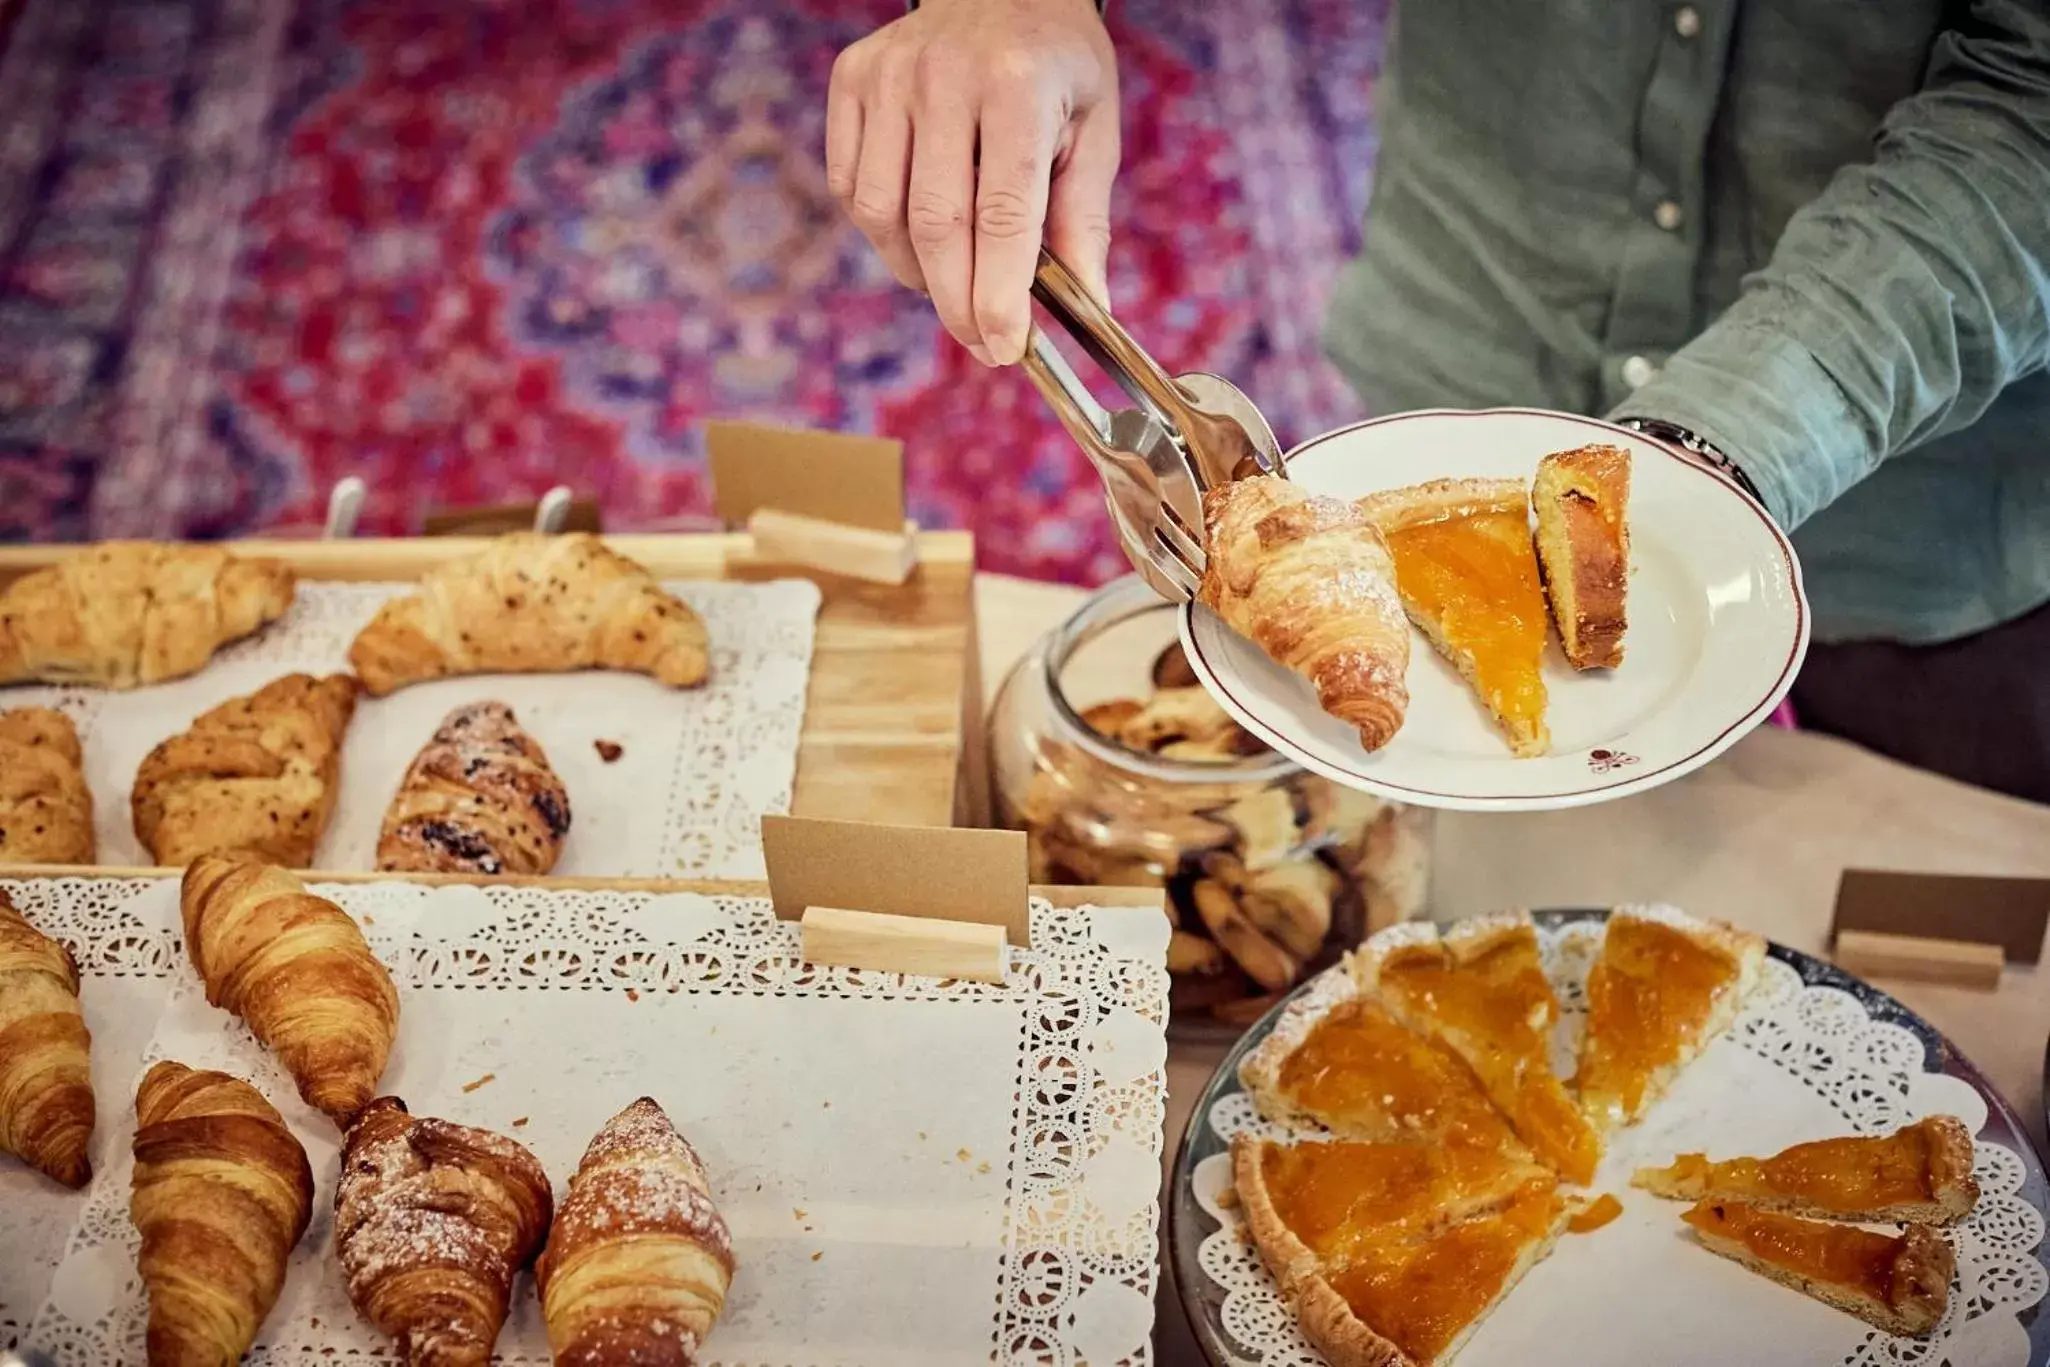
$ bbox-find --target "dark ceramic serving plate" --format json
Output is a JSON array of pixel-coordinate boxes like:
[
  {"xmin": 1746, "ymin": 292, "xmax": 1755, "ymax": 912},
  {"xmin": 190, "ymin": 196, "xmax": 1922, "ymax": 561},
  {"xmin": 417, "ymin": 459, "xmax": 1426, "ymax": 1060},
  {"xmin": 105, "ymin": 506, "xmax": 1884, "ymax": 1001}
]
[{"xmin": 1171, "ymin": 908, "xmax": 2050, "ymax": 1367}]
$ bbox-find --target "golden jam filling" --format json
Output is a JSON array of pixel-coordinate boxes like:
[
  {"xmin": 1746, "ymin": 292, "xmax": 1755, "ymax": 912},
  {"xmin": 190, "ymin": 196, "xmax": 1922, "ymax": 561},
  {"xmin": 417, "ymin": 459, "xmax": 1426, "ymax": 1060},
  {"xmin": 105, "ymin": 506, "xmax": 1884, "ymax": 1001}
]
[
  {"xmin": 1277, "ymin": 999, "xmax": 1519, "ymax": 1151},
  {"xmin": 1683, "ymin": 1200, "xmax": 1901, "ymax": 1300},
  {"xmin": 1260, "ymin": 1140, "xmax": 1551, "ymax": 1266},
  {"xmin": 1568, "ymin": 1192, "xmax": 1624, "ymax": 1234},
  {"xmin": 1580, "ymin": 917, "xmax": 1739, "ymax": 1116},
  {"xmin": 1383, "ymin": 509, "xmax": 1548, "ymax": 731},
  {"xmin": 1379, "ymin": 934, "xmax": 1601, "ymax": 1185},
  {"xmin": 1328, "ymin": 1186, "xmax": 1563, "ymax": 1364},
  {"xmin": 1668, "ymin": 1125, "xmax": 1938, "ymax": 1212}
]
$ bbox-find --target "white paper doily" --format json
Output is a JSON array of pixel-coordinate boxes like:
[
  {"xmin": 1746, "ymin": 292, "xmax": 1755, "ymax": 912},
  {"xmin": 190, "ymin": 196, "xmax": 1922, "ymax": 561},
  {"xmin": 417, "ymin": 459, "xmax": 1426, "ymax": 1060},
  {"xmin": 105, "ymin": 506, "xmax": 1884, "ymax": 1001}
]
[
  {"xmin": 4, "ymin": 577, "xmax": 821, "ymax": 878},
  {"xmin": 1186, "ymin": 915, "xmax": 2050, "ymax": 1367},
  {"xmin": 14, "ymin": 879, "xmax": 1169, "ymax": 1366}
]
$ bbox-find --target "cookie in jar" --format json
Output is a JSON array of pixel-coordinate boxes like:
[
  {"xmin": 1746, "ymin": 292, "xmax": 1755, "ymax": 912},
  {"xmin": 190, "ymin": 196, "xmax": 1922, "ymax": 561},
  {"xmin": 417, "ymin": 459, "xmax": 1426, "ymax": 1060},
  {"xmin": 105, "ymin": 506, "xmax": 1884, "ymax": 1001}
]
[{"xmin": 989, "ymin": 576, "xmax": 1432, "ymax": 1032}]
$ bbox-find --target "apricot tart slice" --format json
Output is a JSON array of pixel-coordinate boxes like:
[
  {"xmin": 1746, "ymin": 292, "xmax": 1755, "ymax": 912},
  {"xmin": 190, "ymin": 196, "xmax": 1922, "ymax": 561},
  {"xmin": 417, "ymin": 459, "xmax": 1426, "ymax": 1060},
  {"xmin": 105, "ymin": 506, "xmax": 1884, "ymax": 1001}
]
[
  {"xmin": 1236, "ymin": 1134, "xmax": 1570, "ymax": 1367},
  {"xmin": 1356, "ymin": 913, "xmax": 1603, "ymax": 1184},
  {"xmin": 1636, "ymin": 1115, "xmax": 1980, "ymax": 1224},
  {"xmin": 1358, "ymin": 478, "xmax": 1551, "ymax": 757},
  {"xmin": 1531, "ymin": 444, "xmax": 1632, "ymax": 670},
  {"xmin": 1681, "ymin": 1199, "xmax": 1953, "ymax": 1335},
  {"xmin": 1239, "ymin": 968, "xmax": 1529, "ymax": 1158},
  {"xmin": 1575, "ymin": 905, "xmax": 1765, "ymax": 1130}
]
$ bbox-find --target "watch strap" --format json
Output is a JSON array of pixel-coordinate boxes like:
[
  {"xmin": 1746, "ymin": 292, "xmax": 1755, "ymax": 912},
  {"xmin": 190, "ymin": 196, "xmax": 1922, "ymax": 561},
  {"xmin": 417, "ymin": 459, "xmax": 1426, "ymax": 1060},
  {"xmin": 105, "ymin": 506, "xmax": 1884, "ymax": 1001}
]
[{"xmin": 1616, "ymin": 417, "xmax": 1762, "ymax": 503}]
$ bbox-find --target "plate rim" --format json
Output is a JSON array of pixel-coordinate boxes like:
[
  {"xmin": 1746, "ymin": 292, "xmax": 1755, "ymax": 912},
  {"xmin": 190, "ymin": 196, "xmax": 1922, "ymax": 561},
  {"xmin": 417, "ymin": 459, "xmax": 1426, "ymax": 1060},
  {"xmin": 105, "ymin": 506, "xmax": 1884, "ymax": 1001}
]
[
  {"xmin": 1178, "ymin": 407, "xmax": 1812, "ymax": 812},
  {"xmin": 1166, "ymin": 906, "xmax": 2050, "ymax": 1367}
]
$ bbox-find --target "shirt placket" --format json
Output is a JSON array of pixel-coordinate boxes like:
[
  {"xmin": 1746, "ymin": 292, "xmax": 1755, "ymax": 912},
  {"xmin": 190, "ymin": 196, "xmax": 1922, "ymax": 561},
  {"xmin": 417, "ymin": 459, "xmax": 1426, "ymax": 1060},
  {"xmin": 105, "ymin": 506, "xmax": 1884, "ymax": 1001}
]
[{"xmin": 1600, "ymin": 2, "xmax": 1733, "ymax": 411}]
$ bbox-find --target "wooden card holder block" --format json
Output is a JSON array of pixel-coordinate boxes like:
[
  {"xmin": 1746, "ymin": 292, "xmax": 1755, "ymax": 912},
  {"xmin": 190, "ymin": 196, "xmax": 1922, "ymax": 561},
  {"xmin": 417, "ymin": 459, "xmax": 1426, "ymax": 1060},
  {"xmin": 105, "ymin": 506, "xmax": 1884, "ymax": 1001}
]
[
  {"xmin": 801, "ymin": 905, "xmax": 1007, "ymax": 983},
  {"xmin": 1833, "ymin": 929, "xmax": 2004, "ymax": 990},
  {"xmin": 747, "ymin": 507, "xmax": 918, "ymax": 586}
]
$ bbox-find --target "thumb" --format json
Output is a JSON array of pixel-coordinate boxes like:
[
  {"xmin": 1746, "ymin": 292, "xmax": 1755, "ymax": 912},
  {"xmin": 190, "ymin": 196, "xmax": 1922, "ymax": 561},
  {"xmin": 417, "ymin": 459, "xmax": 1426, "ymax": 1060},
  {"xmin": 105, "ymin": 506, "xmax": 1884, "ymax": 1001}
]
[{"xmin": 1045, "ymin": 102, "xmax": 1119, "ymax": 307}]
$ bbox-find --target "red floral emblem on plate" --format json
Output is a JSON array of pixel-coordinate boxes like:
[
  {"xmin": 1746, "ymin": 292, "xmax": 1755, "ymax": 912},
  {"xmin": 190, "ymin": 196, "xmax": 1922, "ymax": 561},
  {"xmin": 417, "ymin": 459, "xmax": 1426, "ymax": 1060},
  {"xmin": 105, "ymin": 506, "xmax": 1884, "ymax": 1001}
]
[{"xmin": 1586, "ymin": 748, "xmax": 1640, "ymax": 774}]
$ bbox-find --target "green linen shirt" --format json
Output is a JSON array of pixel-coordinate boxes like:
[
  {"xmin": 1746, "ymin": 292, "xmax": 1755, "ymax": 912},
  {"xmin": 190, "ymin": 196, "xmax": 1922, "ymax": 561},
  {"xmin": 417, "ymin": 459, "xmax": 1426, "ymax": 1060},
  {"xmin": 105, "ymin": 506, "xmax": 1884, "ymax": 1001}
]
[{"xmin": 1323, "ymin": 0, "xmax": 2050, "ymax": 645}]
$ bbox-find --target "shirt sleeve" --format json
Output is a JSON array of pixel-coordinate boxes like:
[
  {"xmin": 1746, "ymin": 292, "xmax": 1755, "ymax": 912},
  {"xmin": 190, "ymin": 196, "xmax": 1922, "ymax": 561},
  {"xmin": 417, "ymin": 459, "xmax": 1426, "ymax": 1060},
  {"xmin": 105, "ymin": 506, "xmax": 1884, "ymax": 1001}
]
[{"xmin": 1611, "ymin": 0, "xmax": 2050, "ymax": 530}]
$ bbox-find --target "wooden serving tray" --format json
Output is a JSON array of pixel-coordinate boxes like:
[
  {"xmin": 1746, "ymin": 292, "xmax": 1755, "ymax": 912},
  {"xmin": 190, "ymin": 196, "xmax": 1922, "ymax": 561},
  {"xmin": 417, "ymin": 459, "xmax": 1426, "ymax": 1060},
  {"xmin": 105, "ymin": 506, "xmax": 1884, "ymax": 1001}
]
[{"xmin": 0, "ymin": 529, "xmax": 982, "ymax": 835}]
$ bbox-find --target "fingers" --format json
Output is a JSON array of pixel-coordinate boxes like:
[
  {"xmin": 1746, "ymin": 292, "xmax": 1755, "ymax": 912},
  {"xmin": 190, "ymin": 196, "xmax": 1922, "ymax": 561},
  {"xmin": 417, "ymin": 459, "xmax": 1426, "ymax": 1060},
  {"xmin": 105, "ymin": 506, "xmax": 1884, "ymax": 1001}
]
[
  {"xmin": 842, "ymin": 54, "xmax": 923, "ymax": 293},
  {"xmin": 824, "ymin": 52, "xmax": 865, "ymax": 203},
  {"xmin": 1045, "ymin": 100, "xmax": 1119, "ymax": 308},
  {"xmin": 971, "ymin": 80, "xmax": 1061, "ymax": 366},
  {"xmin": 906, "ymin": 77, "xmax": 985, "ymax": 361}
]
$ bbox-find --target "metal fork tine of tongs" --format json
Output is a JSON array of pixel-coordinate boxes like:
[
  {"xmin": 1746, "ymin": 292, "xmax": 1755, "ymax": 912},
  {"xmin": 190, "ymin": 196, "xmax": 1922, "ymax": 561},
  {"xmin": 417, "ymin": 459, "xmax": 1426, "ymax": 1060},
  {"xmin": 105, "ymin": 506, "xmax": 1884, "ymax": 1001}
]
[{"xmin": 1019, "ymin": 248, "xmax": 1287, "ymax": 602}]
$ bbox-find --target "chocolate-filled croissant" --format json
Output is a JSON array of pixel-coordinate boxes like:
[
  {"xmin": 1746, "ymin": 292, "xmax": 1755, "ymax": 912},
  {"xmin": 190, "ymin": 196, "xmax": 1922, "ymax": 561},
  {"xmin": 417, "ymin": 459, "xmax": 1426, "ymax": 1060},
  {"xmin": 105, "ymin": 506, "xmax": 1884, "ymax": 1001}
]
[{"xmin": 335, "ymin": 1097, "xmax": 554, "ymax": 1366}]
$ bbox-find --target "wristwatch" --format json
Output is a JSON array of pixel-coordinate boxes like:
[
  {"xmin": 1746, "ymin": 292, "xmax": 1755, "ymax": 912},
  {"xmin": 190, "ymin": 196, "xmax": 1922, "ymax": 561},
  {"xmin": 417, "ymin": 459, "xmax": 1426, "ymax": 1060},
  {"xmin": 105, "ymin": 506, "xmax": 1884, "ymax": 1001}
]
[{"xmin": 1616, "ymin": 417, "xmax": 1763, "ymax": 503}]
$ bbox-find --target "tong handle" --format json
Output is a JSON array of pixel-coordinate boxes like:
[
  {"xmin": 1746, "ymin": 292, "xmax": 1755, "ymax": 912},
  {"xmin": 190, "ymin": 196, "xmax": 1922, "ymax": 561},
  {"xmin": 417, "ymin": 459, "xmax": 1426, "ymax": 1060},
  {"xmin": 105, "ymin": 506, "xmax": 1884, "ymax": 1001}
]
[
  {"xmin": 1021, "ymin": 326, "xmax": 1119, "ymax": 464},
  {"xmin": 1031, "ymin": 249, "xmax": 1211, "ymax": 471}
]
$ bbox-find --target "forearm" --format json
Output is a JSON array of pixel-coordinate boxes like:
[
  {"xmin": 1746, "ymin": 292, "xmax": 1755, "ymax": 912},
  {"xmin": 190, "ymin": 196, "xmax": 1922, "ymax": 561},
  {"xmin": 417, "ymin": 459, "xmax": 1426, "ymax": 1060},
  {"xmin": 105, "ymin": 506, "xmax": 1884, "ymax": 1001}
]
[{"xmin": 1615, "ymin": 0, "xmax": 2050, "ymax": 529}]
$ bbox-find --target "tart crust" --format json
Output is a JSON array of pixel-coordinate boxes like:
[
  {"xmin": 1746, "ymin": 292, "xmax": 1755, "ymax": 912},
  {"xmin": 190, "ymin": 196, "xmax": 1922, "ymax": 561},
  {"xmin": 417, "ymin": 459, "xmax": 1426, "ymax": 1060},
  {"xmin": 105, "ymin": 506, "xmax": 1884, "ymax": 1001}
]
[
  {"xmin": 1681, "ymin": 1199, "xmax": 1954, "ymax": 1336},
  {"xmin": 1531, "ymin": 445, "xmax": 1631, "ymax": 670},
  {"xmin": 1635, "ymin": 1115, "xmax": 1980, "ymax": 1224}
]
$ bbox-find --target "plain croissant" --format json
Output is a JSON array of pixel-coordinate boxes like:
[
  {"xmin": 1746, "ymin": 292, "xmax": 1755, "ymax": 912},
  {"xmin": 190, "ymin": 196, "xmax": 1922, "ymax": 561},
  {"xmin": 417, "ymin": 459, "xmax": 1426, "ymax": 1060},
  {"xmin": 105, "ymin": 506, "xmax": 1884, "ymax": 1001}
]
[
  {"xmin": 0, "ymin": 706, "xmax": 95, "ymax": 864},
  {"xmin": 347, "ymin": 532, "xmax": 709, "ymax": 696},
  {"xmin": 336, "ymin": 1096, "xmax": 554, "ymax": 1366},
  {"xmin": 376, "ymin": 701, "xmax": 571, "ymax": 876},
  {"xmin": 130, "ymin": 1060, "xmax": 314, "ymax": 1367},
  {"xmin": 1197, "ymin": 476, "xmax": 1412, "ymax": 750},
  {"xmin": 0, "ymin": 541, "xmax": 294, "ymax": 688},
  {"xmin": 539, "ymin": 1097, "xmax": 736, "ymax": 1365},
  {"xmin": 181, "ymin": 855, "xmax": 399, "ymax": 1127},
  {"xmin": 0, "ymin": 891, "xmax": 95, "ymax": 1187},
  {"xmin": 132, "ymin": 671, "xmax": 358, "ymax": 867}
]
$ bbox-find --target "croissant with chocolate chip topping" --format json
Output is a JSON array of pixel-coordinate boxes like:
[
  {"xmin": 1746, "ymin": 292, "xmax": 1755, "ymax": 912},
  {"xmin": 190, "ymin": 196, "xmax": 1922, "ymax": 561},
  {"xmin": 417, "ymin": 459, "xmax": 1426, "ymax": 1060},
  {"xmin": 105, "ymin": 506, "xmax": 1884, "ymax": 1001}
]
[
  {"xmin": 347, "ymin": 532, "xmax": 709, "ymax": 696},
  {"xmin": 131, "ymin": 671, "xmax": 357, "ymax": 867},
  {"xmin": 0, "ymin": 706, "xmax": 95, "ymax": 865},
  {"xmin": 376, "ymin": 701, "xmax": 571, "ymax": 875}
]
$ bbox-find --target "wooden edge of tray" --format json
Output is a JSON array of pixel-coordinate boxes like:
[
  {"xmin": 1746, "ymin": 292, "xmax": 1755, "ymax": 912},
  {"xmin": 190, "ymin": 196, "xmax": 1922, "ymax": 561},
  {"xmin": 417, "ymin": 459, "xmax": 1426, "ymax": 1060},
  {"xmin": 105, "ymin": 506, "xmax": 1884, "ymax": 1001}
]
[
  {"xmin": 0, "ymin": 530, "xmax": 982, "ymax": 831},
  {"xmin": 0, "ymin": 865, "xmax": 1162, "ymax": 915},
  {"xmin": 0, "ymin": 530, "xmax": 975, "ymax": 582}
]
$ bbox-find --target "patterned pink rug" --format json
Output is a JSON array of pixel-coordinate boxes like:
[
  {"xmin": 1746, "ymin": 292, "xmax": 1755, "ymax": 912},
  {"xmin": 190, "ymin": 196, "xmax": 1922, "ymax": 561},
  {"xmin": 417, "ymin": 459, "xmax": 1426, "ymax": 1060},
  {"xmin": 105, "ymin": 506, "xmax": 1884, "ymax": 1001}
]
[{"xmin": 0, "ymin": 0, "xmax": 1384, "ymax": 583}]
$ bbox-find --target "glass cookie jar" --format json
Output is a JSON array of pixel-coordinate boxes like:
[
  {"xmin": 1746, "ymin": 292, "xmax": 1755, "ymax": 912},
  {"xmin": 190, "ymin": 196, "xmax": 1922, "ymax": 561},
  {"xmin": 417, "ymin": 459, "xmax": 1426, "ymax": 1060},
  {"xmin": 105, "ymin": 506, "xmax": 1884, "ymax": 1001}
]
[{"xmin": 989, "ymin": 576, "xmax": 1432, "ymax": 1032}]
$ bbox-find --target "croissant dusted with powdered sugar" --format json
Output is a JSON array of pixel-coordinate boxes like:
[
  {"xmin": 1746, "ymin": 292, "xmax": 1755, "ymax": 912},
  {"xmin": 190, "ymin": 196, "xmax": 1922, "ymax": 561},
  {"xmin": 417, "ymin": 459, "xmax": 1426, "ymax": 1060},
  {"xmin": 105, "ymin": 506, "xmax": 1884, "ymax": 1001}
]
[
  {"xmin": 0, "ymin": 891, "xmax": 95, "ymax": 1186},
  {"xmin": 347, "ymin": 532, "xmax": 709, "ymax": 696},
  {"xmin": 336, "ymin": 1096, "xmax": 554, "ymax": 1367},
  {"xmin": 182, "ymin": 855, "xmax": 399, "ymax": 1127},
  {"xmin": 0, "ymin": 706, "xmax": 94, "ymax": 864},
  {"xmin": 132, "ymin": 671, "xmax": 358, "ymax": 867},
  {"xmin": 539, "ymin": 1097, "xmax": 736, "ymax": 1365},
  {"xmin": 0, "ymin": 541, "xmax": 294, "ymax": 688},
  {"xmin": 130, "ymin": 1060, "xmax": 314, "ymax": 1367},
  {"xmin": 376, "ymin": 700, "xmax": 571, "ymax": 875},
  {"xmin": 1197, "ymin": 476, "xmax": 1411, "ymax": 750}
]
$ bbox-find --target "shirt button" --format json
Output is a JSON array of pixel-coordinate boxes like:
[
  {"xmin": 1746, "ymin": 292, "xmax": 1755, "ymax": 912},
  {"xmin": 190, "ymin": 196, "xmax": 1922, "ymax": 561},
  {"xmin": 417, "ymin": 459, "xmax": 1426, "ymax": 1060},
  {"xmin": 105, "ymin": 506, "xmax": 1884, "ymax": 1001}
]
[
  {"xmin": 1674, "ymin": 5, "xmax": 1702, "ymax": 38},
  {"xmin": 1653, "ymin": 200, "xmax": 1684, "ymax": 231},
  {"xmin": 1621, "ymin": 355, "xmax": 1660, "ymax": 389}
]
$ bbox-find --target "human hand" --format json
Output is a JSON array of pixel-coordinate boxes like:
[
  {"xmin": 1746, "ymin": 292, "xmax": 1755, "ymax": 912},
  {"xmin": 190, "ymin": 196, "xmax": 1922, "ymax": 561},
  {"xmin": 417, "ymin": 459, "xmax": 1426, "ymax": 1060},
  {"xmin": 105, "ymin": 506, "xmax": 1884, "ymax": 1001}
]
[{"xmin": 827, "ymin": 0, "xmax": 1118, "ymax": 367}]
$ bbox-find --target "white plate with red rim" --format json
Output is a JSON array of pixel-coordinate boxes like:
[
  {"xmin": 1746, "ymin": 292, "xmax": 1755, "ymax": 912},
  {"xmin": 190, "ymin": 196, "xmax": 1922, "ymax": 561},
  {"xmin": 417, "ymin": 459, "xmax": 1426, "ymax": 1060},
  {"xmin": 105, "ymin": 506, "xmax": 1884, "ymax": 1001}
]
[{"xmin": 1178, "ymin": 408, "xmax": 1809, "ymax": 812}]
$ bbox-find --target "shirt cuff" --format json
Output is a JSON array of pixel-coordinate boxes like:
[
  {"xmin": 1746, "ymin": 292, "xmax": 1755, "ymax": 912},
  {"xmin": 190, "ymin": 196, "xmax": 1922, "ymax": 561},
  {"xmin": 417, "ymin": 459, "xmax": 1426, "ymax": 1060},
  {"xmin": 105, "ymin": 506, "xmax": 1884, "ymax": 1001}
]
[{"xmin": 1608, "ymin": 323, "xmax": 1870, "ymax": 532}]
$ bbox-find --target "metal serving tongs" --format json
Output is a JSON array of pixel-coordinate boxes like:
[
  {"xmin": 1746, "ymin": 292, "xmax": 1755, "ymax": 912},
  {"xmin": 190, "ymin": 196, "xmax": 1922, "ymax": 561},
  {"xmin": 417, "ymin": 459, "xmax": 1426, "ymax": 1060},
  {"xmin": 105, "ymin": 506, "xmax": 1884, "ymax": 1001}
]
[{"xmin": 1019, "ymin": 248, "xmax": 1286, "ymax": 601}]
